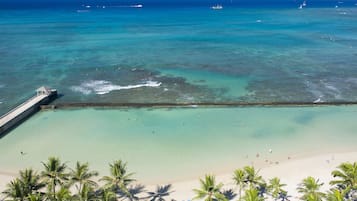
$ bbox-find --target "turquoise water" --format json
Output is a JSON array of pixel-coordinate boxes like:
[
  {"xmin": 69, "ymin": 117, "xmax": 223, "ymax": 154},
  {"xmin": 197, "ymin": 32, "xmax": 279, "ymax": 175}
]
[
  {"xmin": 1, "ymin": 7, "xmax": 357, "ymax": 114},
  {"xmin": 0, "ymin": 106, "xmax": 357, "ymax": 183}
]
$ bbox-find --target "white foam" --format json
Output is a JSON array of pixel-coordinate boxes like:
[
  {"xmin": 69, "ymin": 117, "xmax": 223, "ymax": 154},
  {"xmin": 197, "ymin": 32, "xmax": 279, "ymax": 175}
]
[
  {"xmin": 70, "ymin": 86, "xmax": 92, "ymax": 95},
  {"xmin": 313, "ymin": 97, "xmax": 323, "ymax": 103},
  {"xmin": 71, "ymin": 80, "xmax": 161, "ymax": 95}
]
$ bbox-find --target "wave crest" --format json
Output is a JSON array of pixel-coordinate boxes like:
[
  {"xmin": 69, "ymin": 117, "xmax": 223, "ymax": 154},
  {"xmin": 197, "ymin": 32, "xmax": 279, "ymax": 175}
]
[{"xmin": 70, "ymin": 80, "xmax": 161, "ymax": 95}]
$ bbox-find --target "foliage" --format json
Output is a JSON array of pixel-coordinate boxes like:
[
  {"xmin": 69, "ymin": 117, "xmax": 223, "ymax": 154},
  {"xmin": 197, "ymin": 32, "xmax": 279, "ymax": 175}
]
[
  {"xmin": 267, "ymin": 177, "xmax": 287, "ymax": 200},
  {"xmin": 243, "ymin": 166, "xmax": 264, "ymax": 188},
  {"xmin": 100, "ymin": 160, "xmax": 135, "ymax": 200},
  {"xmin": 330, "ymin": 162, "xmax": 357, "ymax": 200},
  {"xmin": 2, "ymin": 157, "xmax": 357, "ymax": 201},
  {"xmin": 41, "ymin": 157, "xmax": 68, "ymax": 200},
  {"xmin": 297, "ymin": 176, "xmax": 325, "ymax": 201},
  {"xmin": 69, "ymin": 162, "xmax": 98, "ymax": 199},
  {"xmin": 242, "ymin": 188, "xmax": 265, "ymax": 201},
  {"xmin": 233, "ymin": 168, "xmax": 246, "ymax": 200},
  {"xmin": 193, "ymin": 174, "xmax": 227, "ymax": 201}
]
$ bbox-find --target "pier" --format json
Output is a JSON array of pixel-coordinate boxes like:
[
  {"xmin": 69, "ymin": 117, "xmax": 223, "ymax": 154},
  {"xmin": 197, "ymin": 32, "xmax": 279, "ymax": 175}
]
[{"xmin": 0, "ymin": 87, "xmax": 57, "ymax": 137}]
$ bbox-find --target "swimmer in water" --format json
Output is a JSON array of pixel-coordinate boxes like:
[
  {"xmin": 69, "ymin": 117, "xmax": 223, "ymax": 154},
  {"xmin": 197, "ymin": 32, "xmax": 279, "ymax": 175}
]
[{"xmin": 20, "ymin": 151, "xmax": 26, "ymax": 155}]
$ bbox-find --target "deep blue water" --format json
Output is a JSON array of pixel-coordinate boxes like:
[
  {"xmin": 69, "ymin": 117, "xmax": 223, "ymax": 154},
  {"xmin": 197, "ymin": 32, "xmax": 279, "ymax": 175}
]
[{"xmin": 1, "ymin": 5, "xmax": 357, "ymax": 114}]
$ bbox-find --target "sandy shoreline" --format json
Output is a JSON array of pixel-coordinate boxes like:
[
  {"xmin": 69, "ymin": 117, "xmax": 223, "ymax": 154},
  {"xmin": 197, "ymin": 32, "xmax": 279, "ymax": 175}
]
[
  {"xmin": 1, "ymin": 152, "xmax": 356, "ymax": 200},
  {"xmin": 165, "ymin": 152, "xmax": 357, "ymax": 200}
]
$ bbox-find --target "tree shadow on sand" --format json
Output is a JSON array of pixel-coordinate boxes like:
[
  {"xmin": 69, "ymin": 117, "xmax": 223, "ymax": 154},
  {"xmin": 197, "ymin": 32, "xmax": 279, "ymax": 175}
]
[
  {"xmin": 222, "ymin": 189, "xmax": 237, "ymax": 200},
  {"xmin": 118, "ymin": 184, "xmax": 146, "ymax": 201},
  {"xmin": 147, "ymin": 184, "xmax": 174, "ymax": 201}
]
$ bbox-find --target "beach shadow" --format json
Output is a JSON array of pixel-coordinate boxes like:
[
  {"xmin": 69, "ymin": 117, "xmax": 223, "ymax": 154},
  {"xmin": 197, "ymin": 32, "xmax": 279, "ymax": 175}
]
[
  {"xmin": 130, "ymin": 184, "xmax": 146, "ymax": 200},
  {"xmin": 257, "ymin": 183, "xmax": 268, "ymax": 197},
  {"xmin": 117, "ymin": 184, "xmax": 146, "ymax": 201},
  {"xmin": 222, "ymin": 189, "xmax": 237, "ymax": 200},
  {"xmin": 147, "ymin": 184, "xmax": 174, "ymax": 201}
]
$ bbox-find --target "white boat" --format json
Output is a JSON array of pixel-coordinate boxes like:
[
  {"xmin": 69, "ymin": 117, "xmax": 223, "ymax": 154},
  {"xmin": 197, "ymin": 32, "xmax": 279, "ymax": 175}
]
[
  {"xmin": 131, "ymin": 4, "xmax": 143, "ymax": 8},
  {"xmin": 302, "ymin": 0, "xmax": 307, "ymax": 6},
  {"xmin": 211, "ymin": 4, "xmax": 223, "ymax": 10},
  {"xmin": 298, "ymin": 4, "xmax": 303, "ymax": 9}
]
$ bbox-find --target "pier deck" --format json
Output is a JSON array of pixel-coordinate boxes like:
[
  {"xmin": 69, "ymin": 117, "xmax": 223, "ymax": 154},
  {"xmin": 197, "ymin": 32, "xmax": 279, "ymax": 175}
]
[
  {"xmin": 0, "ymin": 95, "xmax": 48, "ymax": 127},
  {"xmin": 0, "ymin": 87, "xmax": 57, "ymax": 136}
]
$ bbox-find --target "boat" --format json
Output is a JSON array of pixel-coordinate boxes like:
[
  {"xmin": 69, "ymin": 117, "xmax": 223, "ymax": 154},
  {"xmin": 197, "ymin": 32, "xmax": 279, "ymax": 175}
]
[
  {"xmin": 302, "ymin": 0, "xmax": 307, "ymax": 7},
  {"xmin": 298, "ymin": 4, "xmax": 303, "ymax": 9},
  {"xmin": 211, "ymin": 4, "xmax": 223, "ymax": 10},
  {"xmin": 131, "ymin": 4, "xmax": 143, "ymax": 8}
]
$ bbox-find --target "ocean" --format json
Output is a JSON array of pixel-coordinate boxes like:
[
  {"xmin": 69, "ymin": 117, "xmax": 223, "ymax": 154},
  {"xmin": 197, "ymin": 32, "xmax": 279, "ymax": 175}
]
[
  {"xmin": 1, "ymin": 5, "xmax": 357, "ymax": 114},
  {"xmin": 2, "ymin": 3, "xmax": 357, "ymax": 188}
]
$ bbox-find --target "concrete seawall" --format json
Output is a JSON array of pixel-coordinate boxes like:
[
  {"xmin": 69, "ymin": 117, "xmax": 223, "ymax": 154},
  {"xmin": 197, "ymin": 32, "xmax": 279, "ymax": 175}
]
[
  {"xmin": 50, "ymin": 101, "xmax": 357, "ymax": 109},
  {"xmin": 0, "ymin": 87, "xmax": 57, "ymax": 137}
]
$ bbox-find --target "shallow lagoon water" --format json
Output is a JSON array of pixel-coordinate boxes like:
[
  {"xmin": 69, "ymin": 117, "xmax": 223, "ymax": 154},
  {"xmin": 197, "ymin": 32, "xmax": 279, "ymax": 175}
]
[{"xmin": 0, "ymin": 106, "xmax": 356, "ymax": 183}]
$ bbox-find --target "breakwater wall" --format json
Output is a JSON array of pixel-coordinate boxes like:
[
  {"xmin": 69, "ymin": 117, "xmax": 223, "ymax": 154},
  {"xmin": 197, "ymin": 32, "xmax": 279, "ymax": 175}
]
[{"xmin": 49, "ymin": 101, "xmax": 357, "ymax": 109}]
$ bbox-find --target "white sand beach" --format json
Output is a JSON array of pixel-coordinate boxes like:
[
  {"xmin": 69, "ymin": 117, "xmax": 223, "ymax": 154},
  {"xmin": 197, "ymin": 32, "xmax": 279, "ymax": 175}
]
[
  {"xmin": 1, "ymin": 152, "xmax": 356, "ymax": 200},
  {"xmin": 158, "ymin": 152, "xmax": 357, "ymax": 200}
]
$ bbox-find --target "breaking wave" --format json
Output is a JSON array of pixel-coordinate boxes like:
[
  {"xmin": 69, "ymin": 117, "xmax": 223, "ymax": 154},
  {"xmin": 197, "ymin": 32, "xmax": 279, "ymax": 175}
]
[{"xmin": 71, "ymin": 80, "xmax": 161, "ymax": 95}]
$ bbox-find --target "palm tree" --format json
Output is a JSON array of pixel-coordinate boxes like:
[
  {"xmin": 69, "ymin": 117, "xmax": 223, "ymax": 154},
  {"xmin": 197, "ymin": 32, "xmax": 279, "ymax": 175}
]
[
  {"xmin": 100, "ymin": 160, "xmax": 135, "ymax": 200},
  {"xmin": 41, "ymin": 157, "xmax": 69, "ymax": 200},
  {"xmin": 297, "ymin": 176, "xmax": 325, "ymax": 201},
  {"xmin": 27, "ymin": 193, "xmax": 43, "ymax": 201},
  {"xmin": 18, "ymin": 169, "xmax": 45, "ymax": 197},
  {"xmin": 96, "ymin": 188, "xmax": 117, "ymax": 201},
  {"xmin": 330, "ymin": 162, "xmax": 357, "ymax": 189},
  {"xmin": 2, "ymin": 179, "xmax": 25, "ymax": 201},
  {"xmin": 56, "ymin": 187, "xmax": 72, "ymax": 201},
  {"xmin": 147, "ymin": 184, "xmax": 173, "ymax": 201},
  {"xmin": 193, "ymin": 175, "xmax": 227, "ymax": 201},
  {"xmin": 233, "ymin": 169, "xmax": 246, "ymax": 200},
  {"xmin": 72, "ymin": 183, "xmax": 98, "ymax": 201},
  {"xmin": 242, "ymin": 188, "xmax": 264, "ymax": 201},
  {"xmin": 243, "ymin": 166, "xmax": 264, "ymax": 188},
  {"xmin": 69, "ymin": 162, "xmax": 98, "ymax": 196},
  {"xmin": 267, "ymin": 177, "xmax": 287, "ymax": 200},
  {"xmin": 326, "ymin": 189, "xmax": 344, "ymax": 201}
]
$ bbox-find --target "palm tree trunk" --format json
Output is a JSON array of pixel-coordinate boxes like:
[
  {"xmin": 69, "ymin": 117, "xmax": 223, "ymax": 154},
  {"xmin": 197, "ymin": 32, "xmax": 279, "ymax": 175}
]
[
  {"xmin": 79, "ymin": 182, "xmax": 82, "ymax": 195},
  {"xmin": 239, "ymin": 187, "xmax": 242, "ymax": 200},
  {"xmin": 53, "ymin": 179, "xmax": 56, "ymax": 200}
]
